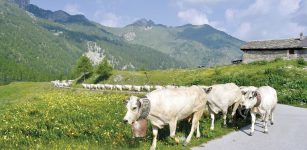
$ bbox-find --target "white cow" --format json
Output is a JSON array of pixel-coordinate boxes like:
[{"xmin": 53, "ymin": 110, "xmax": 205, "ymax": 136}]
[
  {"xmin": 241, "ymin": 86, "xmax": 277, "ymax": 135},
  {"xmin": 204, "ymin": 83, "xmax": 243, "ymax": 130},
  {"xmin": 154, "ymin": 85, "xmax": 164, "ymax": 90},
  {"xmin": 123, "ymin": 86, "xmax": 209, "ymax": 150}
]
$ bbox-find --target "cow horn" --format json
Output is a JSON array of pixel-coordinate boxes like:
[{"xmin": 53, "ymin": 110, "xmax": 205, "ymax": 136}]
[
  {"xmin": 253, "ymin": 91, "xmax": 257, "ymax": 97},
  {"xmin": 137, "ymin": 99, "xmax": 141, "ymax": 108}
]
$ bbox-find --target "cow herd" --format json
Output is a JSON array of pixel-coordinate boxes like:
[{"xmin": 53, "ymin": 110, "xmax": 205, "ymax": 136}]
[
  {"xmin": 49, "ymin": 80, "xmax": 278, "ymax": 150},
  {"xmin": 123, "ymin": 83, "xmax": 278, "ymax": 150}
]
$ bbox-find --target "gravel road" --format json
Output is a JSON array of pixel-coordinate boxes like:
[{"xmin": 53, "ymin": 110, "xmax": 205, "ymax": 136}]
[{"xmin": 192, "ymin": 104, "xmax": 307, "ymax": 150}]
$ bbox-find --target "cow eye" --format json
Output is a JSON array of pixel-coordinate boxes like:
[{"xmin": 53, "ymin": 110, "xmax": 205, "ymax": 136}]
[
  {"xmin": 132, "ymin": 107, "xmax": 137, "ymax": 110},
  {"xmin": 249, "ymin": 96, "xmax": 253, "ymax": 99}
]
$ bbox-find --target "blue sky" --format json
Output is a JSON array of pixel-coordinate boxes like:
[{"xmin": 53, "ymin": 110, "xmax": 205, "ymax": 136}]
[{"xmin": 31, "ymin": 0, "xmax": 307, "ymax": 41}]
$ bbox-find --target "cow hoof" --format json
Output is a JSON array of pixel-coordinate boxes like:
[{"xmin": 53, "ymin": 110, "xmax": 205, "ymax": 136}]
[
  {"xmin": 174, "ymin": 137, "xmax": 180, "ymax": 144},
  {"xmin": 271, "ymin": 122, "xmax": 274, "ymax": 125},
  {"xmin": 183, "ymin": 141, "xmax": 189, "ymax": 147},
  {"xmin": 264, "ymin": 131, "xmax": 268, "ymax": 134},
  {"xmin": 150, "ymin": 146, "xmax": 156, "ymax": 150},
  {"xmin": 249, "ymin": 132, "xmax": 254, "ymax": 136}
]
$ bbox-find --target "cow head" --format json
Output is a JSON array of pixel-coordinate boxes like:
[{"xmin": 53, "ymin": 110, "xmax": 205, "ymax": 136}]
[
  {"xmin": 123, "ymin": 96, "xmax": 142, "ymax": 125},
  {"xmin": 241, "ymin": 90, "xmax": 258, "ymax": 109}
]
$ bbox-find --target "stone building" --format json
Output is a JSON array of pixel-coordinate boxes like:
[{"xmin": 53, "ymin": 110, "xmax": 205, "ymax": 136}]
[{"xmin": 241, "ymin": 33, "xmax": 307, "ymax": 63}]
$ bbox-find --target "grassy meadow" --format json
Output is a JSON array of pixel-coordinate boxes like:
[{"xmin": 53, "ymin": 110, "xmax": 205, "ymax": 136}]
[
  {"xmin": 0, "ymin": 82, "xmax": 248, "ymax": 149},
  {"xmin": 90, "ymin": 59, "xmax": 307, "ymax": 107},
  {"xmin": 0, "ymin": 59, "xmax": 306, "ymax": 149}
]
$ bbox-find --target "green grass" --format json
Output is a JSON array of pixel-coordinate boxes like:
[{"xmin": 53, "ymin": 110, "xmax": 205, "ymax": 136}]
[
  {"xmin": 0, "ymin": 82, "xmax": 248, "ymax": 149},
  {"xmin": 0, "ymin": 59, "xmax": 306, "ymax": 149},
  {"xmin": 88, "ymin": 59, "xmax": 307, "ymax": 107}
]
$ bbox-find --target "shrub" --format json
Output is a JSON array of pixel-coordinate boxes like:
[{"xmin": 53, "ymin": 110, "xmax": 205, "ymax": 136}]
[
  {"xmin": 273, "ymin": 57, "xmax": 283, "ymax": 62},
  {"xmin": 297, "ymin": 57, "xmax": 306, "ymax": 66},
  {"xmin": 250, "ymin": 60, "xmax": 268, "ymax": 65}
]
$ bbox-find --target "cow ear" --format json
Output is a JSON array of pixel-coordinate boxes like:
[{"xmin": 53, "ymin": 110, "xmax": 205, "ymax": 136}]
[
  {"xmin": 241, "ymin": 90, "xmax": 247, "ymax": 95},
  {"xmin": 137, "ymin": 99, "xmax": 141, "ymax": 108},
  {"xmin": 123, "ymin": 99, "xmax": 128, "ymax": 105},
  {"xmin": 204, "ymin": 87, "xmax": 212, "ymax": 94}
]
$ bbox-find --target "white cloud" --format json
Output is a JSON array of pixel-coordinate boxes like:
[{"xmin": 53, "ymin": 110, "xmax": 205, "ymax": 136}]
[
  {"xmin": 94, "ymin": 11, "xmax": 121, "ymax": 27},
  {"xmin": 222, "ymin": 0, "xmax": 307, "ymax": 40},
  {"xmin": 175, "ymin": 0, "xmax": 224, "ymax": 5},
  {"xmin": 279, "ymin": 0, "xmax": 300, "ymax": 15},
  {"xmin": 225, "ymin": 9, "xmax": 235, "ymax": 22},
  {"xmin": 236, "ymin": 22, "xmax": 251, "ymax": 40},
  {"xmin": 177, "ymin": 9, "xmax": 209, "ymax": 25},
  {"xmin": 64, "ymin": 3, "xmax": 83, "ymax": 15}
]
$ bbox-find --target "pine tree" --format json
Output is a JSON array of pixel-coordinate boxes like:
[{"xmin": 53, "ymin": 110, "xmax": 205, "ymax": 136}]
[
  {"xmin": 95, "ymin": 58, "xmax": 113, "ymax": 82},
  {"xmin": 74, "ymin": 55, "xmax": 93, "ymax": 82}
]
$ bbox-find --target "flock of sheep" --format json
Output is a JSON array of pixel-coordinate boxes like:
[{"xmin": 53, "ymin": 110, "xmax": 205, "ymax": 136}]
[
  {"xmin": 51, "ymin": 80, "xmax": 74, "ymax": 88},
  {"xmin": 80, "ymin": 84, "xmax": 208, "ymax": 92}
]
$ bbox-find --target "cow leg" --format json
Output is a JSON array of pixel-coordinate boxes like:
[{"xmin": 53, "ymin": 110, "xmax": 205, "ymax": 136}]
[
  {"xmin": 196, "ymin": 121, "xmax": 201, "ymax": 138},
  {"xmin": 264, "ymin": 112, "xmax": 270, "ymax": 133},
  {"xmin": 184, "ymin": 110, "xmax": 204, "ymax": 146},
  {"xmin": 250, "ymin": 112, "xmax": 256, "ymax": 136},
  {"xmin": 150, "ymin": 126, "xmax": 159, "ymax": 150},
  {"xmin": 210, "ymin": 112, "xmax": 215, "ymax": 130},
  {"xmin": 222, "ymin": 111, "xmax": 227, "ymax": 127},
  {"xmin": 270, "ymin": 107, "xmax": 275, "ymax": 125},
  {"xmin": 169, "ymin": 119, "xmax": 179, "ymax": 144},
  {"xmin": 208, "ymin": 107, "xmax": 215, "ymax": 130},
  {"xmin": 231, "ymin": 102, "xmax": 240, "ymax": 117},
  {"xmin": 230, "ymin": 102, "xmax": 240, "ymax": 123}
]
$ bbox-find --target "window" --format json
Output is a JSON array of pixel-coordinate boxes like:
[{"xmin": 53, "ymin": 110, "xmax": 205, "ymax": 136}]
[{"xmin": 289, "ymin": 49, "xmax": 295, "ymax": 54}]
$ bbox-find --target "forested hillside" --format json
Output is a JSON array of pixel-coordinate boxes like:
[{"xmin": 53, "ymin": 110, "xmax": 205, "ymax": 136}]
[{"xmin": 0, "ymin": 1, "xmax": 185, "ymax": 84}]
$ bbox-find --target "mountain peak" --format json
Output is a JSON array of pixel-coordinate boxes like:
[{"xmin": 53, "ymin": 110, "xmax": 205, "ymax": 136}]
[{"xmin": 129, "ymin": 18, "xmax": 155, "ymax": 27}]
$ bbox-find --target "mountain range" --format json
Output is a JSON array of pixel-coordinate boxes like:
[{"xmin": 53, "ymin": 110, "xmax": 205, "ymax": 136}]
[{"xmin": 0, "ymin": 0, "xmax": 244, "ymax": 83}]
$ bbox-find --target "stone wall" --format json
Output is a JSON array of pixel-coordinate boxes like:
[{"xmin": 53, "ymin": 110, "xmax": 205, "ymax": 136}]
[
  {"xmin": 297, "ymin": 49, "xmax": 307, "ymax": 60},
  {"xmin": 242, "ymin": 50, "xmax": 288, "ymax": 63},
  {"xmin": 243, "ymin": 49, "xmax": 307, "ymax": 63}
]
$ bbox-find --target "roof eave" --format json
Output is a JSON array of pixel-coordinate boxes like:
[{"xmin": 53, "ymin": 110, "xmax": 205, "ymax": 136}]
[{"xmin": 240, "ymin": 47, "xmax": 303, "ymax": 50}]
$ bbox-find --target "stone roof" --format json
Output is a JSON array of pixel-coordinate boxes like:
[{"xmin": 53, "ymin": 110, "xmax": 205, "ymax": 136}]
[{"xmin": 241, "ymin": 37, "xmax": 307, "ymax": 50}]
